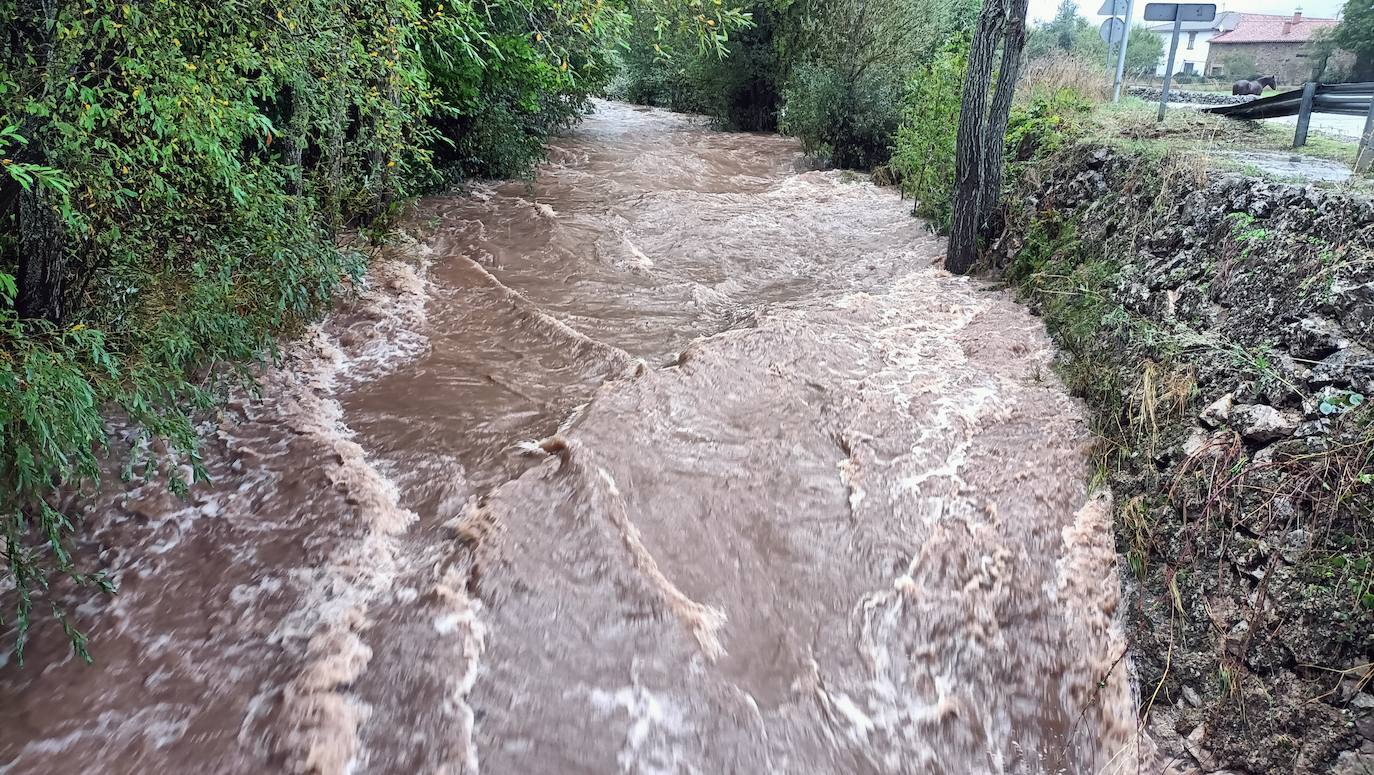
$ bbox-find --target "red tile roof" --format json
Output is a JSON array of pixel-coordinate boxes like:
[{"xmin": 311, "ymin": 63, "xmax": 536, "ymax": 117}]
[{"xmin": 1209, "ymin": 13, "xmax": 1339, "ymax": 44}]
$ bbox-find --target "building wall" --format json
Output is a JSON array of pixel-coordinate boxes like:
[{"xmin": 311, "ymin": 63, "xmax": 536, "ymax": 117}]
[
  {"xmin": 1206, "ymin": 42, "xmax": 1355, "ymax": 84},
  {"xmin": 1153, "ymin": 30, "xmax": 1217, "ymax": 76}
]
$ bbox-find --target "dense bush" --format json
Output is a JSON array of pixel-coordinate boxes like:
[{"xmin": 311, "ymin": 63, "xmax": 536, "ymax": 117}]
[
  {"xmin": 610, "ymin": 1, "xmax": 794, "ymax": 130},
  {"xmin": 0, "ymin": 0, "xmax": 745, "ymax": 658},
  {"xmin": 892, "ymin": 37, "xmax": 1093, "ymax": 236},
  {"xmin": 784, "ymin": 0, "xmax": 975, "ymax": 167},
  {"xmin": 779, "ymin": 61, "xmax": 904, "ymax": 168},
  {"xmin": 613, "ymin": 0, "xmax": 975, "ymax": 165},
  {"xmin": 891, "ymin": 40, "xmax": 967, "ymax": 232}
]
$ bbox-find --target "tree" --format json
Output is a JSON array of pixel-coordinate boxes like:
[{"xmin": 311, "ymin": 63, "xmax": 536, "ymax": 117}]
[
  {"xmin": 1309, "ymin": 28, "xmax": 1339, "ymax": 81},
  {"xmin": 946, "ymin": 0, "xmax": 1030, "ymax": 274},
  {"xmin": 1332, "ymin": 0, "xmax": 1374, "ymax": 81},
  {"xmin": 778, "ymin": 0, "xmax": 977, "ymax": 166},
  {"xmin": 1025, "ymin": 25, "xmax": 1056, "ymax": 60},
  {"xmin": 1048, "ymin": 0, "xmax": 1079, "ymax": 51},
  {"xmin": 1219, "ymin": 51, "xmax": 1259, "ymax": 79},
  {"xmin": 1071, "ymin": 19, "xmax": 1108, "ymax": 62},
  {"xmin": 1124, "ymin": 25, "xmax": 1163, "ymax": 76},
  {"xmin": 1026, "ymin": 4, "xmax": 1123, "ymax": 66}
]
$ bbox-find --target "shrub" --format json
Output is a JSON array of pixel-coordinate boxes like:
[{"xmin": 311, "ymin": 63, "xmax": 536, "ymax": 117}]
[
  {"xmin": 1005, "ymin": 87, "xmax": 1095, "ymax": 161},
  {"xmin": 891, "ymin": 39, "xmax": 967, "ymax": 232},
  {"xmin": 779, "ymin": 61, "xmax": 905, "ymax": 169}
]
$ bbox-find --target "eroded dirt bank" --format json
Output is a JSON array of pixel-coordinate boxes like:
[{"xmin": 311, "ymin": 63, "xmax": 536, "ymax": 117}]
[
  {"xmin": 2, "ymin": 102, "xmax": 1139, "ymax": 774},
  {"xmin": 997, "ymin": 142, "xmax": 1374, "ymax": 774}
]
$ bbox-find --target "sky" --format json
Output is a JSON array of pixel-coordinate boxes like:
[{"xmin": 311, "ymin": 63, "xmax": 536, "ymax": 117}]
[{"xmin": 1025, "ymin": 0, "xmax": 1348, "ymax": 25}]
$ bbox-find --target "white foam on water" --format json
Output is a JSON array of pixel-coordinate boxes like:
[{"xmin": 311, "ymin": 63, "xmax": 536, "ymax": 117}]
[
  {"xmin": 588, "ymin": 685, "xmax": 694, "ymax": 775},
  {"xmin": 248, "ymin": 239, "xmax": 442, "ymax": 775}
]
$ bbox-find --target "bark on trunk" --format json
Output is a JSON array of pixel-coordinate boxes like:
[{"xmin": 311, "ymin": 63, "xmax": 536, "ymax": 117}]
[
  {"xmin": 977, "ymin": 0, "xmax": 1029, "ymax": 240},
  {"xmin": 946, "ymin": 0, "xmax": 1008, "ymax": 275},
  {"xmin": 279, "ymin": 84, "xmax": 305, "ymax": 199},
  {"xmin": 16, "ymin": 186, "xmax": 67, "ymax": 323},
  {"xmin": 8, "ymin": 0, "xmax": 68, "ymax": 323}
]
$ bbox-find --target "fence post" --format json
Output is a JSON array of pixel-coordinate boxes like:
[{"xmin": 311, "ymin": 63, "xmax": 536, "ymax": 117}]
[
  {"xmin": 1358, "ymin": 91, "xmax": 1374, "ymax": 174},
  {"xmin": 1293, "ymin": 81, "xmax": 1317, "ymax": 148}
]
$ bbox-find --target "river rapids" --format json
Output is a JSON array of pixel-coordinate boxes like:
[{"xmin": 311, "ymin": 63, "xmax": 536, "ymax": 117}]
[{"xmin": 0, "ymin": 101, "xmax": 1146, "ymax": 774}]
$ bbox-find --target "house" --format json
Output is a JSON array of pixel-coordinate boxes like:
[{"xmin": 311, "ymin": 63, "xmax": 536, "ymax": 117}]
[
  {"xmin": 1148, "ymin": 11, "xmax": 1241, "ymax": 77},
  {"xmin": 1204, "ymin": 10, "xmax": 1347, "ymax": 84}
]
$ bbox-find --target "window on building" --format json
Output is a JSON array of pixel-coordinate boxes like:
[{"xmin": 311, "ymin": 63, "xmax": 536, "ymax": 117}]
[
  {"xmin": 1184, "ymin": 61, "xmax": 1196, "ymax": 74},
  {"xmin": 1187, "ymin": 31, "xmax": 1197, "ymax": 49}
]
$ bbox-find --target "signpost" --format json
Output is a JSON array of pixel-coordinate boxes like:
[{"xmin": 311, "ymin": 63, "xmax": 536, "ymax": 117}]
[
  {"xmin": 1145, "ymin": 3, "xmax": 1217, "ymax": 120},
  {"xmin": 1099, "ymin": 17, "xmax": 1125, "ymax": 71},
  {"xmin": 1099, "ymin": 18, "xmax": 1126, "ymax": 47},
  {"xmin": 1358, "ymin": 94, "xmax": 1374, "ymax": 173},
  {"xmin": 1099, "ymin": 0, "xmax": 1134, "ymax": 103}
]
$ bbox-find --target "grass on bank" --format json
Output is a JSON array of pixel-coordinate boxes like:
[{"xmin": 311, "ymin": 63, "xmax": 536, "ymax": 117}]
[{"xmin": 1090, "ymin": 98, "xmax": 1367, "ymax": 187}]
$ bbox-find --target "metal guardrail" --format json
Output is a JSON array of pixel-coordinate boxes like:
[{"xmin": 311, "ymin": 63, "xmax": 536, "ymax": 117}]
[{"xmin": 1205, "ymin": 82, "xmax": 1374, "ymax": 172}]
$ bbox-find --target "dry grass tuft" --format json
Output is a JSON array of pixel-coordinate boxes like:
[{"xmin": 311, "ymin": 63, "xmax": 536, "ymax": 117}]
[{"xmin": 1018, "ymin": 53, "xmax": 1113, "ymax": 104}]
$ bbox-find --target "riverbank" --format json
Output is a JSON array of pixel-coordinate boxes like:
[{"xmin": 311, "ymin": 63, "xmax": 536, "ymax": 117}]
[{"xmin": 994, "ymin": 139, "xmax": 1374, "ymax": 774}]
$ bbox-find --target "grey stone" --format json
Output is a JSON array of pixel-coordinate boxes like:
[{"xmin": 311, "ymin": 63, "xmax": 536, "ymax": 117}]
[
  {"xmin": 1182, "ymin": 426, "xmax": 1213, "ymax": 457},
  {"xmin": 1333, "ymin": 750, "xmax": 1374, "ymax": 775},
  {"xmin": 1280, "ymin": 529, "xmax": 1312, "ymax": 564},
  {"xmin": 1199, "ymin": 393, "xmax": 1234, "ymax": 428},
  {"xmin": 1359, "ymin": 715, "xmax": 1374, "ymax": 743},
  {"xmin": 1184, "ymin": 724, "xmax": 1219, "ymax": 771},
  {"xmin": 1232, "ymin": 404, "xmax": 1300, "ymax": 442},
  {"xmin": 1310, "ymin": 346, "xmax": 1374, "ymax": 395},
  {"xmin": 1287, "ymin": 315, "xmax": 1349, "ymax": 359},
  {"xmin": 1225, "ymin": 620, "xmax": 1251, "ymax": 655},
  {"xmin": 1182, "ymin": 685, "xmax": 1202, "ymax": 707}
]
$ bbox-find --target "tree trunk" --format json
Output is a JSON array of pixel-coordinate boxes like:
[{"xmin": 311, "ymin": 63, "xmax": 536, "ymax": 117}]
[
  {"xmin": 16, "ymin": 186, "xmax": 67, "ymax": 323},
  {"xmin": 1355, "ymin": 52, "xmax": 1374, "ymax": 83},
  {"xmin": 946, "ymin": 0, "xmax": 1007, "ymax": 275},
  {"xmin": 9, "ymin": 0, "xmax": 67, "ymax": 323},
  {"xmin": 279, "ymin": 84, "xmax": 305, "ymax": 198},
  {"xmin": 977, "ymin": 0, "xmax": 1029, "ymax": 240}
]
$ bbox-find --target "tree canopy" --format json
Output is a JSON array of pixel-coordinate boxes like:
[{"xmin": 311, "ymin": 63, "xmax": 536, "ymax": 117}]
[{"xmin": 1333, "ymin": 0, "xmax": 1374, "ymax": 81}]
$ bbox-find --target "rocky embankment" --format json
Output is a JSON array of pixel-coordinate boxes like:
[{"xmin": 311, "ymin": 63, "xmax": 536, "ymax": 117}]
[
  {"xmin": 995, "ymin": 144, "xmax": 1374, "ymax": 774},
  {"xmin": 1126, "ymin": 86, "xmax": 1248, "ymax": 106}
]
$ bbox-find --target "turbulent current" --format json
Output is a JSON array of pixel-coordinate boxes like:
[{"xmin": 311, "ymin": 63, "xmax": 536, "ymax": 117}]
[{"xmin": 0, "ymin": 101, "xmax": 1147, "ymax": 774}]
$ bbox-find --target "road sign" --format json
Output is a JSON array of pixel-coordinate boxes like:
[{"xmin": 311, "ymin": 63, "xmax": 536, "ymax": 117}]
[
  {"xmin": 1099, "ymin": 17, "xmax": 1126, "ymax": 45},
  {"xmin": 1143, "ymin": 3, "xmax": 1217, "ymax": 22},
  {"xmin": 1110, "ymin": 0, "xmax": 1138, "ymax": 103},
  {"xmin": 1097, "ymin": 0, "xmax": 1128, "ymax": 15},
  {"xmin": 1147, "ymin": 3, "xmax": 1217, "ymax": 121}
]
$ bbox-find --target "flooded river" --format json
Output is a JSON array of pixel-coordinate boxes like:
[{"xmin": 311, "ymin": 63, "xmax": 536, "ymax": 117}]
[{"xmin": 0, "ymin": 101, "xmax": 1144, "ymax": 774}]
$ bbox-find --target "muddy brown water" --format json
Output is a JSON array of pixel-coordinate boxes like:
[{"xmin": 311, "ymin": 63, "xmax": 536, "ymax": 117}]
[{"xmin": 0, "ymin": 101, "xmax": 1146, "ymax": 774}]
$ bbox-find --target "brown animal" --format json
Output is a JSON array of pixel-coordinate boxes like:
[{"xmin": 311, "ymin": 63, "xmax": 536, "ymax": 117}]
[{"xmin": 1232, "ymin": 75, "xmax": 1278, "ymax": 96}]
